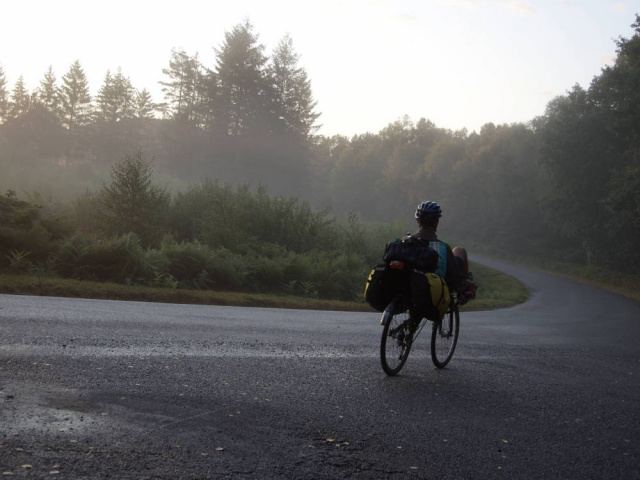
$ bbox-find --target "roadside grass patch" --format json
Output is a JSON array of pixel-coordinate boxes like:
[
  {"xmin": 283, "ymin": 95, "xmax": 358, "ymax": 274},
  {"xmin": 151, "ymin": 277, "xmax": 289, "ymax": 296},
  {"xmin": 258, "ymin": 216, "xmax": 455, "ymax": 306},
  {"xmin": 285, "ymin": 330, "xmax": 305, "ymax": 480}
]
[
  {"xmin": 0, "ymin": 261, "xmax": 528, "ymax": 312},
  {"xmin": 463, "ymin": 263, "xmax": 530, "ymax": 311}
]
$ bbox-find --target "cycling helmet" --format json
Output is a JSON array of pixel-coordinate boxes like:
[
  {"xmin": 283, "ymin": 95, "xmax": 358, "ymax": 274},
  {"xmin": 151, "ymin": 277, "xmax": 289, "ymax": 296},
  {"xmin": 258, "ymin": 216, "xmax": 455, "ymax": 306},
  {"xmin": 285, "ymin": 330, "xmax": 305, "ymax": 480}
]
[{"xmin": 415, "ymin": 201, "xmax": 442, "ymax": 220}]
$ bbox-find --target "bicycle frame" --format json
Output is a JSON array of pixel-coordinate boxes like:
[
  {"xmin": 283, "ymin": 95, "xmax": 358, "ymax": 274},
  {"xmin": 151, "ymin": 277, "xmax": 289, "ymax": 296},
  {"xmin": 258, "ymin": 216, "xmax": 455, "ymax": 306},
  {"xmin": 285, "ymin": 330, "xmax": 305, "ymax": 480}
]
[{"xmin": 380, "ymin": 293, "xmax": 461, "ymax": 373}]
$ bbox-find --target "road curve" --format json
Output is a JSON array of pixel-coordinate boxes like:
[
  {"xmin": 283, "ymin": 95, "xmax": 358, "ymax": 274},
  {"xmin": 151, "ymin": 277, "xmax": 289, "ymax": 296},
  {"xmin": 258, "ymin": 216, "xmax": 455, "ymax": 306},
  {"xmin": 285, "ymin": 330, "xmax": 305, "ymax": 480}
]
[{"xmin": 0, "ymin": 257, "xmax": 639, "ymax": 479}]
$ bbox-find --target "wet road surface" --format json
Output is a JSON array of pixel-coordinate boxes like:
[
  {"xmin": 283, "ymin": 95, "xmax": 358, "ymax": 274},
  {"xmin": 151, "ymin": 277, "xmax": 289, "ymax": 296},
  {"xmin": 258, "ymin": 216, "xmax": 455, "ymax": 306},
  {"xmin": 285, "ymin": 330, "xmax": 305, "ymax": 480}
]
[{"xmin": 1, "ymin": 257, "xmax": 639, "ymax": 479}]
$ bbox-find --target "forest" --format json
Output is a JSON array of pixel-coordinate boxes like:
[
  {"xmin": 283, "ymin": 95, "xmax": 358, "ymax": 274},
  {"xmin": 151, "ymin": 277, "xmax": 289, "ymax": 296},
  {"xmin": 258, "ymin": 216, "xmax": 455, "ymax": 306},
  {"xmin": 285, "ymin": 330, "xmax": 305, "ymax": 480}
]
[{"xmin": 0, "ymin": 16, "xmax": 639, "ymax": 301}]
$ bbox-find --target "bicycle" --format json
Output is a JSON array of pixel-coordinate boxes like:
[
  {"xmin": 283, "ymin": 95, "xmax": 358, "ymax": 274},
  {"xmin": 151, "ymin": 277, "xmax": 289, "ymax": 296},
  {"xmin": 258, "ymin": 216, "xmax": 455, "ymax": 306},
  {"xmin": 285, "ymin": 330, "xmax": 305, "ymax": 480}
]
[{"xmin": 380, "ymin": 293, "xmax": 460, "ymax": 375}]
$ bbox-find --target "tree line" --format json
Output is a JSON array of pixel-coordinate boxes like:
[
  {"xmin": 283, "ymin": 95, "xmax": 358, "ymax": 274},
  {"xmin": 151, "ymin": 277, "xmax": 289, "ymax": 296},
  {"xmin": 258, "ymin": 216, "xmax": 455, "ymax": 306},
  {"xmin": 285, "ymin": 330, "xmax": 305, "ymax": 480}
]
[
  {"xmin": 1, "ymin": 15, "xmax": 639, "ymax": 295},
  {"xmin": 316, "ymin": 15, "xmax": 640, "ymax": 274},
  {"xmin": 0, "ymin": 20, "xmax": 318, "ymax": 196},
  {"xmin": 0, "ymin": 21, "xmax": 317, "ymax": 135}
]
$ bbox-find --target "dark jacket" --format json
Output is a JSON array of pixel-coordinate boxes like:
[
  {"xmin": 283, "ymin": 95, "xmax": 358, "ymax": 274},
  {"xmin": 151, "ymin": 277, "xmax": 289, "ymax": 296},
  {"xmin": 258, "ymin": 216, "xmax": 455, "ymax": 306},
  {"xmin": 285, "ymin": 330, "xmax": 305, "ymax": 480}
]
[{"xmin": 411, "ymin": 226, "xmax": 464, "ymax": 292}]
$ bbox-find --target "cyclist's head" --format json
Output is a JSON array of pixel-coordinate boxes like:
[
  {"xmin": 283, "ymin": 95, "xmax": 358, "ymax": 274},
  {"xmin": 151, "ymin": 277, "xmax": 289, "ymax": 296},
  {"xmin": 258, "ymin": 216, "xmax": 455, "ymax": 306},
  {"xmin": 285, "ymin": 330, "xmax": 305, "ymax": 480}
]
[{"xmin": 415, "ymin": 201, "xmax": 442, "ymax": 227}]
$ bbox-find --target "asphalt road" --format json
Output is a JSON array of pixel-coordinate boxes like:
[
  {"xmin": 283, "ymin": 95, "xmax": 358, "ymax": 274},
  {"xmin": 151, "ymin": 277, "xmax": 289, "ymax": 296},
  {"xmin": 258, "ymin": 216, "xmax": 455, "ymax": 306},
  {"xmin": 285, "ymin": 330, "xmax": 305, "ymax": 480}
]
[{"xmin": 1, "ymin": 257, "xmax": 639, "ymax": 479}]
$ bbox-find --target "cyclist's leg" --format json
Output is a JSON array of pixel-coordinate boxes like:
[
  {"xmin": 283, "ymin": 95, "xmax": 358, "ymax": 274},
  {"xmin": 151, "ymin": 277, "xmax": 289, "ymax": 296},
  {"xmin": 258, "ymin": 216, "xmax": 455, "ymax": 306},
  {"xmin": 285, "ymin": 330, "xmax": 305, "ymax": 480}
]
[
  {"xmin": 452, "ymin": 246, "xmax": 478, "ymax": 304},
  {"xmin": 452, "ymin": 246, "xmax": 469, "ymax": 276}
]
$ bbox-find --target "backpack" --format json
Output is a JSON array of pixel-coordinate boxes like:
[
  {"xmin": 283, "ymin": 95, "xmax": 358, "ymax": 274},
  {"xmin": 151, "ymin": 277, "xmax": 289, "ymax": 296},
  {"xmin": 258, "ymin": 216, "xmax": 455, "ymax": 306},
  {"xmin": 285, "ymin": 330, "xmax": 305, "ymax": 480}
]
[{"xmin": 382, "ymin": 236, "xmax": 439, "ymax": 272}]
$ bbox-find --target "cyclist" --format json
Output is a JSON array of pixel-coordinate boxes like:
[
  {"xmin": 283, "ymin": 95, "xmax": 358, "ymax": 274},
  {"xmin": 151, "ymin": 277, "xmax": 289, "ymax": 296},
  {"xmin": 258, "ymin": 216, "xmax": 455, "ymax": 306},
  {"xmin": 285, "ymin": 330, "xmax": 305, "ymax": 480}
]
[{"xmin": 411, "ymin": 201, "xmax": 476, "ymax": 305}]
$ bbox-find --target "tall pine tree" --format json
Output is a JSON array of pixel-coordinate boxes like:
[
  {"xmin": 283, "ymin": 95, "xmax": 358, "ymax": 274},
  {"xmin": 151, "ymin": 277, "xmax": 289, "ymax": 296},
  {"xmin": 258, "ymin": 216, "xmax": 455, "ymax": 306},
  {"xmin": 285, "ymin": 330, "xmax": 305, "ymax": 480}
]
[
  {"xmin": 96, "ymin": 68, "xmax": 136, "ymax": 122},
  {"xmin": 0, "ymin": 65, "xmax": 9, "ymax": 123},
  {"xmin": 135, "ymin": 88, "xmax": 156, "ymax": 119},
  {"xmin": 212, "ymin": 20, "xmax": 278, "ymax": 137},
  {"xmin": 269, "ymin": 34, "xmax": 320, "ymax": 140},
  {"xmin": 59, "ymin": 60, "xmax": 92, "ymax": 131},
  {"xmin": 38, "ymin": 66, "xmax": 62, "ymax": 120},
  {"xmin": 160, "ymin": 49, "xmax": 206, "ymax": 127},
  {"xmin": 9, "ymin": 76, "xmax": 31, "ymax": 119}
]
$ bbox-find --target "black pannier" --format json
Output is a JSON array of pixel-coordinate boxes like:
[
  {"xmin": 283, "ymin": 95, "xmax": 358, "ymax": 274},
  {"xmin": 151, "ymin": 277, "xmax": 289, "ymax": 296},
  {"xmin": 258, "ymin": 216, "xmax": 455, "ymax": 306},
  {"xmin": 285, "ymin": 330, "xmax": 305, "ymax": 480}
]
[
  {"xmin": 365, "ymin": 237, "xmax": 440, "ymax": 312},
  {"xmin": 382, "ymin": 237, "xmax": 439, "ymax": 272},
  {"xmin": 364, "ymin": 263, "xmax": 410, "ymax": 312}
]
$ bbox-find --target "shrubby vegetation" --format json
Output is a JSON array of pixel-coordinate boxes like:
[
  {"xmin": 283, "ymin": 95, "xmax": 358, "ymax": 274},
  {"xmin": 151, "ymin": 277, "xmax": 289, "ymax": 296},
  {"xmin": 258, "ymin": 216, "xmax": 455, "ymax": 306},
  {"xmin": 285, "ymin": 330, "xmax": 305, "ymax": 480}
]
[
  {"xmin": 1, "ymin": 15, "xmax": 639, "ymax": 299},
  {"xmin": 0, "ymin": 154, "xmax": 379, "ymax": 301}
]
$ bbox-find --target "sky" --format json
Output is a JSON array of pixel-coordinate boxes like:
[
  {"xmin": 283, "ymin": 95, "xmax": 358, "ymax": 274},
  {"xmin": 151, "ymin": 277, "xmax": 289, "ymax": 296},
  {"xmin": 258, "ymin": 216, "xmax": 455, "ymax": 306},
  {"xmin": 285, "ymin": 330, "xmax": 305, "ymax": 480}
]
[{"xmin": 2, "ymin": 0, "xmax": 638, "ymax": 137}]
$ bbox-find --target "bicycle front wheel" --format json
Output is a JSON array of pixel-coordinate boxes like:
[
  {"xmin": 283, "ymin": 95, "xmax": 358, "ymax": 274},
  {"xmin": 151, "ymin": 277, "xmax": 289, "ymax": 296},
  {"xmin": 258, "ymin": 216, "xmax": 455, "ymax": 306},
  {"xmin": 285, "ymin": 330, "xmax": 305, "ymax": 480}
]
[
  {"xmin": 430, "ymin": 303, "xmax": 460, "ymax": 368},
  {"xmin": 380, "ymin": 300, "xmax": 413, "ymax": 376}
]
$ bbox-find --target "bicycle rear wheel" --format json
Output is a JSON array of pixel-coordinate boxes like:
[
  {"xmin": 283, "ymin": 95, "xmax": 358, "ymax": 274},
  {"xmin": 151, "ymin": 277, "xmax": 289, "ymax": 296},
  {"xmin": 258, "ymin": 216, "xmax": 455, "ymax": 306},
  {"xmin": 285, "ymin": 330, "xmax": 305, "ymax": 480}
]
[
  {"xmin": 380, "ymin": 300, "xmax": 414, "ymax": 376},
  {"xmin": 430, "ymin": 302, "xmax": 460, "ymax": 368}
]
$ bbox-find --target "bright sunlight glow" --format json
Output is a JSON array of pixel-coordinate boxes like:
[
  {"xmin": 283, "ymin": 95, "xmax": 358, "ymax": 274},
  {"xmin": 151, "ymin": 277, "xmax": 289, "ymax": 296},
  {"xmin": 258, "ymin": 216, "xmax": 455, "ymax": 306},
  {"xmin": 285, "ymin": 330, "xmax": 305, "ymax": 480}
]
[{"xmin": 2, "ymin": 0, "xmax": 636, "ymax": 136}]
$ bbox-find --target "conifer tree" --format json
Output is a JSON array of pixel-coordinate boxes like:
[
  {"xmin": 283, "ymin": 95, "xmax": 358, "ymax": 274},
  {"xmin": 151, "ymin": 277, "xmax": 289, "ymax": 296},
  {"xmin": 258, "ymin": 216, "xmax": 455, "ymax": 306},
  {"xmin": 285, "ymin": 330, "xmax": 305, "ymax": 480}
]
[
  {"xmin": 212, "ymin": 20, "xmax": 277, "ymax": 136},
  {"xmin": 9, "ymin": 76, "xmax": 30, "ymax": 118},
  {"xmin": 0, "ymin": 65, "xmax": 9, "ymax": 123},
  {"xmin": 97, "ymin": 151, "xmax": 170, "ymax": 247},
  {"xmin": 38, "ymin": 66, "xmax": 61, "ymax": 118},
  {"xmin": 59, "ymin": 60, "xmax": 92, "ymax": 130},
  {"xmin": 160, "ymin": 49, "xmax": 205, "ymax": 126},
  {"xmin": 269, "ymin": 34, "xmax": 320, "ymax": 140},
  {"xmin": 95, "ymin": 70, "xmax": 115, "ymax": 121},
  {"xmin": 96, "ymin": 67, "xmax": 136, "ymax": 122},
  {"xmin": 135, "ymin": 88, "xmax": 156, "ymax": 119}
]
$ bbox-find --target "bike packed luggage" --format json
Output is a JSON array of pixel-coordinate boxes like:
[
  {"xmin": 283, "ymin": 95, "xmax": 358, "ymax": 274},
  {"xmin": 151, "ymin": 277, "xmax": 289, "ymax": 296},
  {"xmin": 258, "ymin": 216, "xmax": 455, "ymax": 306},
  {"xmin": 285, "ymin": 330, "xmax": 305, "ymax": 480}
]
[{"xmin": 364, "ymin": 235, "xmax": 450, "ymax": 322}]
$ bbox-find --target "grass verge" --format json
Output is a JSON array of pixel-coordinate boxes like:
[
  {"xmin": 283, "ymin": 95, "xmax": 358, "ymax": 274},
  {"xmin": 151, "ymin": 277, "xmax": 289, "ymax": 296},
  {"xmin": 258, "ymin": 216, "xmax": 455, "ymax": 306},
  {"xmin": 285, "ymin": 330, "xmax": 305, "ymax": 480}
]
[
  {"xmin": 0, "ymin": 261, "xmax": 528, "ymax": 312},
  {"xmin": 462, "ymin": 263, "xmax": 529, "ymax": 312}
]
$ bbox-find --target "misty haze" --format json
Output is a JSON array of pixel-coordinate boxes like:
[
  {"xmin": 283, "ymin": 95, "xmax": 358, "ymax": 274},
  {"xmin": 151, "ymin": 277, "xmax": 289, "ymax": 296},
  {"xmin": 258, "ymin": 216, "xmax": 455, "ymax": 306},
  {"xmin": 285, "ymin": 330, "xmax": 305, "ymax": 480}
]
[{"xmin": 1, "ymin": 16, "xmax": 640, "ymax": 300}]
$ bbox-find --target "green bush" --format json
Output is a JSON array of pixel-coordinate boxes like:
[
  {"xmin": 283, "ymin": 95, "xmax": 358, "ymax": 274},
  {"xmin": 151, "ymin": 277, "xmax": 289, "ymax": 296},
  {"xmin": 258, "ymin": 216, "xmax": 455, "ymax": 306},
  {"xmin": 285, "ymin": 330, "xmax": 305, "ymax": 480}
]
[
  {"xmin": 310, "ymin": 252, "xmax": 368, "ymax": 301},
  {"xmin": 0, "ymin": 192, "xmax": 40, "ymax": 225},
  {"xmin": 203, "ymin": 247, "xmax": 248, "ymax": 291},
  {"xmin": 244, "ymin": 254, "xmax": 286, "ymax": 293},
  {"xmin": 170, "ymin": 181, "xmax": 344, "ymax": 254},
  {"xmin": 56, "ymin": 234, "xmax": 92, "ymax": 277},
  {"xmin": 158, "ymin": 238, "xmax": 211, "ymax": 288},
  {"xmin": 282, "ymin": 254, "xmax": 314, "ymax": 283},
  {"xmin": 0, "ymin": 224, "xmax": 57, "ymax": 269},
  {"xmin": 56, "ymin": 233, "xmax": 150, "ymax": 284},
  {"xmin": 0, "ymin": 193, "xmax": 59, "ymax": 269}
]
